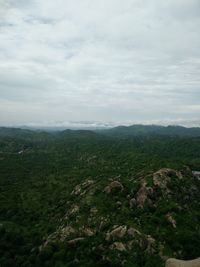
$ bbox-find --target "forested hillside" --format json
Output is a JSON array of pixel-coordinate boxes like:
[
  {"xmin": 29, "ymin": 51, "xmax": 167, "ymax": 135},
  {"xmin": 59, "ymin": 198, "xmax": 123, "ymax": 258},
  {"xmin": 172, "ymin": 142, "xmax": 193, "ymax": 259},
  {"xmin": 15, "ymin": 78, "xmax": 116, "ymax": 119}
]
[
  {"xmin": 97, "ymin": 125, "xmax": 200, "ymax": 137},
  {"xmin": 0, "ymin": 128, "xmax": 200, "ymax": 267}
]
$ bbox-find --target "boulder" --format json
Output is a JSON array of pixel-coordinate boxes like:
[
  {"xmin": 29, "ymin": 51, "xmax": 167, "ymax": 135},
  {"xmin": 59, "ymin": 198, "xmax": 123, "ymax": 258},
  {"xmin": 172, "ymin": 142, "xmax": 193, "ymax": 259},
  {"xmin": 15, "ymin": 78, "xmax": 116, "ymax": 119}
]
[
  {"xmin": 59, "ymin": 226, "xmax": 76, "ymax": 241},
  {"xmin": 71, "ymin": 179, "xmax": 95, "ymax": 196},
  {"xmin": 166, "ymin": 213, "xmax": 176, "ymax": 228},
  {"xmin": 146, "ymin": 235, "xmax": 156, "ymax": 254},
  {"xmin": 136, "ymin": 183, "xmax": 153, "ymax": 208},
  {"xmin": 82, "ymin": 227, "xmax": 95, "ymax": 237},
  {"xmin": 104, "ymin": 181, "xmax": 124, "ymax": 194},
  {"xmin": 110, "ymin": 242, "xmax": 126, "ymax": 251},
  {"xmin": 106, "ymin": 226, "xmax": 127, "ymax": 241}
]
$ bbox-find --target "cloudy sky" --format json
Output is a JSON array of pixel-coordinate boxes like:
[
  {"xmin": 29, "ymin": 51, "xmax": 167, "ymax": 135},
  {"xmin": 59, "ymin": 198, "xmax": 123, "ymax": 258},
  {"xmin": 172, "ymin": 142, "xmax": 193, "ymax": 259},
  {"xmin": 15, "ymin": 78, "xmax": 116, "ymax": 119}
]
[{"xmin": 0, "ymin": 0, "xmax": 200, "ymax": 127}]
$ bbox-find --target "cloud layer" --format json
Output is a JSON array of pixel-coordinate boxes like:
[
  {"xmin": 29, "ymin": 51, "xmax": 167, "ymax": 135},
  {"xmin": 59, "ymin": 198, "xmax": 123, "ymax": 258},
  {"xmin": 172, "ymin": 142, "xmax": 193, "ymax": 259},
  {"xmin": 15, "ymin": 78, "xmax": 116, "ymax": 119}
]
[{"xmin": 0, "ymin": 0, "xmax": 200, "ymax": 126}]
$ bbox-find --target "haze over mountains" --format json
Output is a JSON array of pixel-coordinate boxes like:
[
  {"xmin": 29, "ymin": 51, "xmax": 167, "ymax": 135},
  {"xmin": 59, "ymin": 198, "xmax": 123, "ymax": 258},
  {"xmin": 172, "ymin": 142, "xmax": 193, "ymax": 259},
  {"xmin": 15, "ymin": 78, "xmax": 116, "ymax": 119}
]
[{"xmin": 1, "ymin": 124, "xmax": 200, "ymax": 138}]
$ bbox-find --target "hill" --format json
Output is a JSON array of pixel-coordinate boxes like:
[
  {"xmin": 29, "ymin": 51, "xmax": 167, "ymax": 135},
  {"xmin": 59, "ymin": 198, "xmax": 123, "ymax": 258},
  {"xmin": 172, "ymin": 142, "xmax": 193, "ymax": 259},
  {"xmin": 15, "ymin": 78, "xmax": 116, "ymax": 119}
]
[
  {"xmin": 97, "ymin": 125, "xmax": 200, "ymax": 137},
  {"xmin": 0, "ymin": 128, "xmax": 200, "ymax": 266}
]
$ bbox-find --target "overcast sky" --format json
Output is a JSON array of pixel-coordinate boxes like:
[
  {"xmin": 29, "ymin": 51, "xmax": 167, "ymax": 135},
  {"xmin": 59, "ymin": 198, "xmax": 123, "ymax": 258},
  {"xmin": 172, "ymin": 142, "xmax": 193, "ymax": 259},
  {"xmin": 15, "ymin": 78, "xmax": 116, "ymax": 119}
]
[{"xmin": 0, "ymin": 0, "xmax": 200, "ymax": 127}]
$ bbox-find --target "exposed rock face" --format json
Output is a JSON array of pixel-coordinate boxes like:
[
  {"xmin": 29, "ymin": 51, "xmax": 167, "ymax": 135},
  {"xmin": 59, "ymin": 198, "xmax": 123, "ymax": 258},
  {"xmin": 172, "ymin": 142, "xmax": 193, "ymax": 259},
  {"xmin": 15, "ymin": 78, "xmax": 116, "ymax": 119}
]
[
  {"xmin": 153, "ymin": 168, "xmax": 182, "ymax": 189},
  {"xmin": 166, "ymin": 213, "xmax": 176, "ymax": 228},
  {"xmin": 136, "ymin": 183, "xmax": 153, "ymax": 208},
  {"xmin": 106, "ymin": 225, "xmax": 127, "ymax": 241},
  {"xmin": 39, "ymin": 167, "xmax": 198, "ymax": 264},
  {"xmin": 71, "ymin": 179, "xmax": 95, "ymax": 196},
  {"xmin": 104, "ymin": 181, "xmax": 124, "ymax": 194},
  {"xmin": 42, "ymin": 225, "xmax": 76, "ymax": 248},
  {"xmin": 110, "ymin": 242, "xmax": 126, "ymax": 251}
]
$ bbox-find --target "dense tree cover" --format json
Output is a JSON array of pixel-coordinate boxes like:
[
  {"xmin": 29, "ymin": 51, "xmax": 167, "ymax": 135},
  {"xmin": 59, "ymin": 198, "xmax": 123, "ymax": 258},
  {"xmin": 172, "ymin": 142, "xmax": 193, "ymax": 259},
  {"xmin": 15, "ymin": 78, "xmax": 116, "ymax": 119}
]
[
  {"xmin": 0, "ymin": 128, "xmax": 200, "ymax": 266},
  {"xmin": 97, "ymin": 124, "xmax": 200, "ymax": 137}
]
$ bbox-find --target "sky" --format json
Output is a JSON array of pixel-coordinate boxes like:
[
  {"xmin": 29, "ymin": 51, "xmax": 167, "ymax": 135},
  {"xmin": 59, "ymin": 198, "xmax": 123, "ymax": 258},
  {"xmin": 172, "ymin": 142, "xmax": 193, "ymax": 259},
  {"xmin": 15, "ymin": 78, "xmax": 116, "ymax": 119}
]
[{"xmin": 0, "ymin": 0, "xmax": 200, "ymax": 128}]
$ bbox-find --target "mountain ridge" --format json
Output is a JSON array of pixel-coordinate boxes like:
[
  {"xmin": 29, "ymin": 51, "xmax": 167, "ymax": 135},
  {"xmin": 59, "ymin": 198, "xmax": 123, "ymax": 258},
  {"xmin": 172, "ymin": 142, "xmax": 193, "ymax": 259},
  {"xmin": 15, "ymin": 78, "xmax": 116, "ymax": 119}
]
[{"xmin": 1, "ymin": 124, "xmax": 200, "ymax": 137}]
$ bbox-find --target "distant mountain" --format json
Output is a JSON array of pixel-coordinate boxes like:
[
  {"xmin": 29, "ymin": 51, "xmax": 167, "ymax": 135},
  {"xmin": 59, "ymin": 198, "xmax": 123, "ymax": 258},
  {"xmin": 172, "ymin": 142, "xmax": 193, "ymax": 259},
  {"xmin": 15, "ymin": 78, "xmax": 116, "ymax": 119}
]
[
  {"xmin": 0, "ymin": 127, "xmax": 36, "ymax": 137},
  {"xmin": 0, "ymin": 127, "xmax": 101, "ymax": 140},
  {"xmin": 1, "ymin": 125, "xmax": 200, "ymax": 139},
  {"xmin": 97, "ymin": 124, "xmax": 200, "ymax": 137}
]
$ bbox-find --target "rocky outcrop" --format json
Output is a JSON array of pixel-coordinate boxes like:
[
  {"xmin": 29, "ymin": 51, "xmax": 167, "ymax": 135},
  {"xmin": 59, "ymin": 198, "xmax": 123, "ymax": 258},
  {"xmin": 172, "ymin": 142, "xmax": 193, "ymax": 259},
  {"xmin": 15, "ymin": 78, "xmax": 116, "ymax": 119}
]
[
  {"xmin": 71, "ymin": 179, "xmax": 95, "ymax": 196},
  {"xmin": 41, "ymin": 225, "xmax": 76, "ymax": 248},
  {"xmin": 136, "ymin": 183, "xmax": 153, "ymax": 208},
  {"xmin": 153, "ymin": 168, "xmax": 182, "ymax": 189},
  {"xmin": 110, "ymin": 242, "xmax": 126, "ymax": 251},
  {"xmin": 106, "ymin": 225, "xmax": 127, "ymax": 241},
  {"xmin": 104, "ymin": 181, "xmax": 124, "ymax": 194}
]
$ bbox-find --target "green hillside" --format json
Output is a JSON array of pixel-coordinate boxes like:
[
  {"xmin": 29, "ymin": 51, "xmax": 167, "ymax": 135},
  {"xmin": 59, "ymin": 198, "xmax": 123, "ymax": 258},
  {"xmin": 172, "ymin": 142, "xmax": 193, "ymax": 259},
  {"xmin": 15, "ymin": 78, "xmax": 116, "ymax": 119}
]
[
  {"xmin": 98, "ymin": 125, "xmax": 200, "ymax": 137},
  {"xmin": 0, "ymin": 128, "xmax": 200, "ymax": 267}
]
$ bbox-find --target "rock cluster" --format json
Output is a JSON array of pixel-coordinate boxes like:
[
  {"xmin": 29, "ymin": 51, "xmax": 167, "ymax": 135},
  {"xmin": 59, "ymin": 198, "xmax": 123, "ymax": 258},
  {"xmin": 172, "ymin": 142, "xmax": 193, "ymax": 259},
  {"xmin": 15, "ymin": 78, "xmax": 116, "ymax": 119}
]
[
  {"xmin": 153, "ymin": 168, "xmax": 182, "ymax": 189},
  {"xmin": 71, "ymin": 179, "xmax": 95, "ymax": 196}
]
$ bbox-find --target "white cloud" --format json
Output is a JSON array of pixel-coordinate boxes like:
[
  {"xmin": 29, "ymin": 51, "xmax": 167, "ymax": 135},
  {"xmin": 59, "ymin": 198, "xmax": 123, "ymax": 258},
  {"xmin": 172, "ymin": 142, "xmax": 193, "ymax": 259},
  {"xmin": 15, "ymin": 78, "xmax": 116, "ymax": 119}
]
[{"xmin": 0, "ymin": 0, "xmax": 200, "ymax": 126}]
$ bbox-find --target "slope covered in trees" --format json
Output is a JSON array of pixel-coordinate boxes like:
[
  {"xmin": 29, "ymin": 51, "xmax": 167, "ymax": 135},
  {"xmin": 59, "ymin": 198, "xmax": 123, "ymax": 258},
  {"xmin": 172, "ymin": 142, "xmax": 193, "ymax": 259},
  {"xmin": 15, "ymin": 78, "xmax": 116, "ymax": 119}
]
[{"xmin": 0, "ymin": 128, "xmax": 200, "ymax": 267}]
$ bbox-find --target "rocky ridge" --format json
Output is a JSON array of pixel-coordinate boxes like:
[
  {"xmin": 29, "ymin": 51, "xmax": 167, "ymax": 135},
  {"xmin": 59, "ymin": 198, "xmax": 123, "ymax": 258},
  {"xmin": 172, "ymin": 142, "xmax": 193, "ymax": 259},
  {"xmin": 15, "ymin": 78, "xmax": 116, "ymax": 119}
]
[{"xmin": 40, "ymin": 168, "xmax": 200, "ymax": 266}]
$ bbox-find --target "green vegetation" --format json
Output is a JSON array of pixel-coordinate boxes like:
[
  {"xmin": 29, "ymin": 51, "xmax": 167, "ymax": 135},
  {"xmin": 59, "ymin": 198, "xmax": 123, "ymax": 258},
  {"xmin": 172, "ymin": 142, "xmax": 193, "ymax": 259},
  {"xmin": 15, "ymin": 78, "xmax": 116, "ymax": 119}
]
[{"xmin": 0, "ymin": 126, "xmax": 200, "ymax": 267}]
